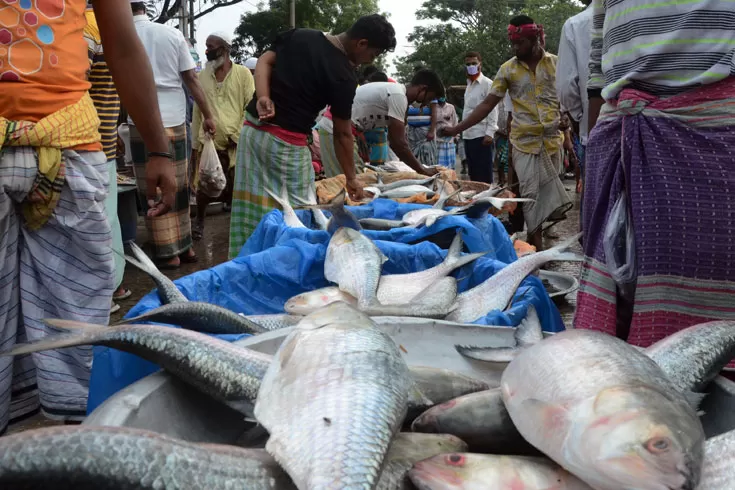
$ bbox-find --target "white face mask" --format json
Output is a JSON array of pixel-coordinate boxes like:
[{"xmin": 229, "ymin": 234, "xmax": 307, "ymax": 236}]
[{"xmin": 466, "ymin": 64, "xmax": 480, "ymax": 76}]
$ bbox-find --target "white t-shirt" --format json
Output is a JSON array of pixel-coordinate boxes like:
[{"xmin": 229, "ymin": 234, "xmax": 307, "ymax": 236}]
[
  {"xmin": 131, "ymin": 15, "xmax": 196, "ymax": 128},
  {"xmin": 351, "ymin": 82, "xmax": 408, "ymax": 132}
]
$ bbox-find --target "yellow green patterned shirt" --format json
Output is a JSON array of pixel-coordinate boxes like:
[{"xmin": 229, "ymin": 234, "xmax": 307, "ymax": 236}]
[{"xmin": 490, "ymin": 52, "xmax": 563, "ymax": 155}]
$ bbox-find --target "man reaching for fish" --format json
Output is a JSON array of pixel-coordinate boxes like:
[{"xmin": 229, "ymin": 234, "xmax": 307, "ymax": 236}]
[{"xmin": 317, "ymin": 69, "xmax": 446, "ymax": 179}]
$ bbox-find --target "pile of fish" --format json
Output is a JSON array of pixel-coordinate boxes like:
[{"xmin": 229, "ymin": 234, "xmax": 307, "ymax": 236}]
[
  {"xmin": 3, "ymin": 197, "xmax": 735, "ymax": 487},
  {"xmin": 1, "ymin": 300, "xmax": 735, "ymax": 489},
  {"xmin": 266, "ymin": 175, "xmax": 531, "ymax": 234}
]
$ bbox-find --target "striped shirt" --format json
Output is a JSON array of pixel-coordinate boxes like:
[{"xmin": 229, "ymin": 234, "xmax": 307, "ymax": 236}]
[
  {"xmin": 589, "ymin": 0, "xmax": 735, "ymax": 100},
  {"xmin": 84, "ymin": 10, "xmax": 121, "ymax": 160}
]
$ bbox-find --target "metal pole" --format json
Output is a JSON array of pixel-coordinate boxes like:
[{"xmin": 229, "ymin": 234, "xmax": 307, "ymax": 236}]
[
  {"xmin": 289, "ymin": 0, "xmax": 295, "ymax": 28},
  {"xmin": 180, "ymin": 0, "xmax": 188, "ymax": 37},
  {"xmin": 189, "ymin": 0, "xmax": 195, "ymax": 44}
]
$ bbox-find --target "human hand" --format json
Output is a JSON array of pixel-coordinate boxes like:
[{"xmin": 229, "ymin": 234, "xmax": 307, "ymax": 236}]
[
  {"xmin": 426, "ymin": 132, "xmax": 435, "ymax": 141},
  {"xmin": 203, "ymin": 118, "xmax": 216, "ymax": 135},
  {"xmin": 482, "ymin": 135, "xmax": 494, "ymax": 146},
  {"xmin": 146, "ymin": 155, "xmax": 175, "ymax": 217},
  {"xmin": 346, "ymin": 178, "xmax": 365, "ymax": 201},
  {"xmin": 421, "ymin": 166, "xmax": 440, "ymax": 176},
  {"xmin": 439, "ymin": 126, "xmax": 457, "ymax": 138},
  {"xmin": 257, "ymin": 96, "xmax": 276, "ymax": 121}
]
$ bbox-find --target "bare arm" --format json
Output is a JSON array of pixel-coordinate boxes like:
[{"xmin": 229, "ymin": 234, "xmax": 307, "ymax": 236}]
[
  {"xmin": 182, "ymin": 69, "xmax": 214, "ymax": 134},
  {"xmin": 587, "ymin": 0, "xmax": 606, "ymax": 132},
  {"xmin": 93, "ymin": 0, "xmax": 173, "ymax": 216},
  {"xmin": 254, "ymin": 51, "xmax": 277, "ymax": 120},
  {"xmin": 588, "ymin": 96, "xmax": 605, "ymax": 132},
  {"xmin": 332, "ymin": 117, "xmax": 364, "ymax": 200},
  {"xmin": 428, "ymin": 102, "xmax": 438, "ymax": 140},
  {"xmin": 451, "ymin": 94, "xmax": 502, "ymax": 135},
  {"xmin": 388, "ymin": 118, "xmax": 436, "ymax": 176}
]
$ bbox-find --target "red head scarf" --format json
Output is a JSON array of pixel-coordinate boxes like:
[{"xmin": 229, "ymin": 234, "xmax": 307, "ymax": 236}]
[{"xmin": 507, "ymin": 23, "xmax": 545, "ymax": 46}]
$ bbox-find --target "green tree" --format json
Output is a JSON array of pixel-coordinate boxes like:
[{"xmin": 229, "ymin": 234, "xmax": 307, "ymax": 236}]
[
  {"xmin": 231, "ymin": 0, "xmax": 383, "ymax": 62},
  {"xmin": 396, "ymin": 0, "xmax": 582, "ymax": 86}
]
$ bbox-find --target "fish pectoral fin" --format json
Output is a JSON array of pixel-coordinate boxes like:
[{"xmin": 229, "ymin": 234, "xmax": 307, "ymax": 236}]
[
  {"xmin": 407, "ymin": 383, "xmax": 433, "ymax": 407},
  {"xmin": 455, "ymin": 345, "xmax": 520, "ymax": 363},
  {"xmin": 521, "ymin": 398, "xmax": 571, "ymax": 433}
]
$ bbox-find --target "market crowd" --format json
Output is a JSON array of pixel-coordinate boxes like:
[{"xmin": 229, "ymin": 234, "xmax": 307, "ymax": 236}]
[{"xmin": 0, "ymin": 0, "xmax": 733, "ymax": 434}]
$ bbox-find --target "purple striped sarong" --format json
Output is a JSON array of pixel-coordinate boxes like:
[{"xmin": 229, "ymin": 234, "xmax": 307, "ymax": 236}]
[
  {"xmin": 0, "ymin": 148, "xmax": 114, "ymax": 433},
  {"xmin": 575, "ymin": 78, "xmax": 735, "ymax": 361}
]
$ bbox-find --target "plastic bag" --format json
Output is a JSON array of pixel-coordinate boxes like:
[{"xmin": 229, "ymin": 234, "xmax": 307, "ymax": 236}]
[
  {"xmin": 198, "ymin": 136, "xmax": 226, "ymax": 198},
  {"xmin": 603, "ymin": 193, "xmax": 637, "ymax": 288}
]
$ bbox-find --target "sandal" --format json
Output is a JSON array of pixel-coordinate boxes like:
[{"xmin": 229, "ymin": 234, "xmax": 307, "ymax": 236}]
[
  {"xmin": 113, "ymin": 288, "xmax": 132, "ymax": 301},
  {"xmin": 110, "ymin": 303, "xmax": 121, "ymax": 314}
]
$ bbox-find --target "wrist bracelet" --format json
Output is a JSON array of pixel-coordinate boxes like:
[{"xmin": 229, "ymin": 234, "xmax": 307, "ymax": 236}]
[{"xmin": 148, "ymin": 151, "xmax": 173, "ymax": 159}]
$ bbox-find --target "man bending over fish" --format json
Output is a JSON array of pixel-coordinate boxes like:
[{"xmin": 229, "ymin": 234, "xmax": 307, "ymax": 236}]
[
  {"xmin": 229, "ymin": 15, "xmax": 397, "ymax": 258},
  {"xmin": 317, "ymin": 69, "xmax": 445, "ymax": 179}
]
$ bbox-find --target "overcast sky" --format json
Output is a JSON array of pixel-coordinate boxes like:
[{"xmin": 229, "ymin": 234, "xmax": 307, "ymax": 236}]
[{"xmin": 192, "ymin": 0, "xmax": 431, "ymax": 76}]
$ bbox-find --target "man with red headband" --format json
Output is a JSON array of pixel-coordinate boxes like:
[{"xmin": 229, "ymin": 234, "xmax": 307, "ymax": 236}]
[{"xmin": 442, "ymin": 15, "xmax": 571, "ymax": 252}]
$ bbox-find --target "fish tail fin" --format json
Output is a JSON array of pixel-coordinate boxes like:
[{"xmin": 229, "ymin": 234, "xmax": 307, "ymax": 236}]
[
  {"xmin": 455, "ymin": 345, "xmax": 520, "ymax": 363},
  {"xmin": 125, "ymin": 243, "xmax": 159, "ymax": 277},
  {"xmin": 444, "ymin": 234, "xmax": 488, "ymax": 270},
  {"xmin": 306, "ymin": 185, "xmax": 318, "ymax": 206},
  {"xmin": 1, "ymin": 320, "xmax": 107, "ymax": 357},
  {"xmin": 685, "ymin": 391, "xmax": 707, "ymax": 410},
  {"xmin": 295, "ymin": 188, "xmax": 344, "ymax": 212},
  {"xmin": 488, "ymin": 197, "xmax": 535, "ymax": 210},
  {"xmin": 124, "ymin": 253, "xmax": 154, "ymax": 277},
  {"xmin": 514, "ymin": 305, "xmax": 544, "ymax": 347},
  {"xmin": 264, "ymin": 187, "xmax": 286, "ymax": 210},
  {"xmin": 447, "ymin": 233, "xmax": 464, "ymax": 259},
  {"xmin": 541, "ymin": 233, "xmax": 583, "ymax": 262}
]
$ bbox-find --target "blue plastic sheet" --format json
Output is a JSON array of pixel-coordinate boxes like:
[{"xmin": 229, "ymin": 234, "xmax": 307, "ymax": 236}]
[{"xmin": 88, "ymin": 200, "xmax": 565, "ymax": 413}]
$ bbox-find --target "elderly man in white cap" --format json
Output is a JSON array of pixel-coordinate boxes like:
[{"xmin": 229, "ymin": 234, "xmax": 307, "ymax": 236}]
[
  {"xmin": 191, "ymin": 31, "xmax": 255, "ymax": 239},
  {"xmin": 130, "ymin": 1, "xmax": 216, "ymax": 267}
]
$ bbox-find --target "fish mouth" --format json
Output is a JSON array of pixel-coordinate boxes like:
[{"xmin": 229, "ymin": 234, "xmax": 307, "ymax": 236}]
[{"xmin": 408, "ymin": 463, "xmax": 461, "ymax": 490}]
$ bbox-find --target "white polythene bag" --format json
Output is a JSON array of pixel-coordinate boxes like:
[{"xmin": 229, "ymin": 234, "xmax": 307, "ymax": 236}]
[{"xmin": 198, "ymin": 136, "xmax": 226, "ymax": 198}]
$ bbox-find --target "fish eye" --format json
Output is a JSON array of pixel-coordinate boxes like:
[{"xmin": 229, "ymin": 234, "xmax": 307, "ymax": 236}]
[
  {"xmin": 446, "ymin": 454, "xmax": 465, "ymax": 466},
  {"xmin": 645, "ymin": 437, "xmax": 671, "ymax": 454}
]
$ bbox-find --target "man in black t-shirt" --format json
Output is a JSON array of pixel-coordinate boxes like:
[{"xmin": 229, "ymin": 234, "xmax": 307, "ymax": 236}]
[{"xmin": 228, "ymin": 15, "xmax": 396, "ymax": 258}]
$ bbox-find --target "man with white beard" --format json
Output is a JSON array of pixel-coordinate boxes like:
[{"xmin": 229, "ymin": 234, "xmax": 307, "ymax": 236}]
[{"xmin": 191, "ymin": 32, "xmax": 255, "ymax": 239}]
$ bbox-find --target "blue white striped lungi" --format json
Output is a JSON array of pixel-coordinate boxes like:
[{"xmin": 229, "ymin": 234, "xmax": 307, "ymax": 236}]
[{"xmin": 0, "ymin": 148, "xmax": 114, "ymax": 433}]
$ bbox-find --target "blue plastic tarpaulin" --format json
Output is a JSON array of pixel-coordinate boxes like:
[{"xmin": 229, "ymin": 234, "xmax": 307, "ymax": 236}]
[{"xmin": 87, "ymin": 200, "xmax": 565, "ymax": 413}]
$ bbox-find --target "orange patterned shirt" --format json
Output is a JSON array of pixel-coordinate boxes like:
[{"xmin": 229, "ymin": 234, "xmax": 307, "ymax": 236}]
[{"xmin": 0, "ymin": 0, "xmax": 91, "ymax": 122}]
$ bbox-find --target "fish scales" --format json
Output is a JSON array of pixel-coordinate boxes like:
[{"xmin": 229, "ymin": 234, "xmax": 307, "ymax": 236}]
[
  {"xmin": 117, "ymin": 301, "xmax": 268, "ymax": 335},
  {"xmin": 645, "ymin": 320, "xmax": 735, "ymax": 393},
  {"xmin": 3, "ymin": 322, "xmax": 271, "ymax": 414},
  {"xmin": 446, "ymin": 234, "xmax": 580, "ymax": 323},
  {"xmin": 698, "ymin": 429, "xmax": 735, "ymax": 489},
  {"xmin": 125, "ymin": 242, "xmax": 187, "ymax": 304},
  {"xmin": 0, "ymin": 426, "xmax": 295, "ymax": 489},
  {"xmin": 324, "ymin": 228, "xmax": 385, "ymax": 309},
  {"xmin": 411, "ymin": 389, "xmax": 537, "ymax": 455},
  {"xmin": 502, "ymin": 330, "xmax": 705, "ymax": 490},
  {"xmin": 254, "ymin": 304, "xmax": 413, "ymax": 490}
]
